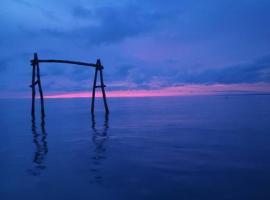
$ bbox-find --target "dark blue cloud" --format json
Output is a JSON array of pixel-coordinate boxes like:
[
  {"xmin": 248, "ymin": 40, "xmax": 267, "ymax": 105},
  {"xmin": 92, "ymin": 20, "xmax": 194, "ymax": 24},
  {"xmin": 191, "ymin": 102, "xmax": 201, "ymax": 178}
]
[
  {"xmin": 38, "ymin": 3, "xmax": 166, "ymax": 45},
  {"xmin": 173, "ymin": 55, "xmax": 270, "ymax": 84},
  {"xmin": 106, "ymin": 54, "xmax": 270, "ymax": 89}
]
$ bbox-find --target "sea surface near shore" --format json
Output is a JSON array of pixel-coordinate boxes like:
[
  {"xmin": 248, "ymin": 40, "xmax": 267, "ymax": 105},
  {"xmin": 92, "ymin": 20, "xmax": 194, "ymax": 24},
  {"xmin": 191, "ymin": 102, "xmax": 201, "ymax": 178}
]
[{"xmin": 1, "ymin": 95, "xmax": 270, "ymax": 200}]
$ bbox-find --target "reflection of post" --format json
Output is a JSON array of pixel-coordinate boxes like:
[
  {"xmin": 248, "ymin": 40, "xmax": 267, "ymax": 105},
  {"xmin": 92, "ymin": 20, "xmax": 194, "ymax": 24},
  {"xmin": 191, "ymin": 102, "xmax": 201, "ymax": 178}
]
[
  {"xmin": 91, "ymin": 113, "xmax": 109, "ymax": 153},
  {"xmin": 29, "ymin": 116, "xmax": 48, "ymax": 176},
  {"xmin": 90, "ymin": 113, "xmax": 109, "ymax": 183}
]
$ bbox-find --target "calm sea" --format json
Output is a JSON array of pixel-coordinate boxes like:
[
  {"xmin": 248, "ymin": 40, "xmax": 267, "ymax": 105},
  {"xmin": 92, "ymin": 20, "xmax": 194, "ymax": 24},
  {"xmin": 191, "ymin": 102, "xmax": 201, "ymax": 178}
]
[{"xmin": 1, "ymin": 96, "xmax": 270, "ymax": 200}]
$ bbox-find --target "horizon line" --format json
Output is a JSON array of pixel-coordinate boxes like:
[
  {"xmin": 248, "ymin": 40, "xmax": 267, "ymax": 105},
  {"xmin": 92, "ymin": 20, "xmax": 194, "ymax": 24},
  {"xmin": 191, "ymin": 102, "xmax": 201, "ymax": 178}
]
[{"xmin": 1, "ymin": 83, "xmax": 270, "ymax": 99}]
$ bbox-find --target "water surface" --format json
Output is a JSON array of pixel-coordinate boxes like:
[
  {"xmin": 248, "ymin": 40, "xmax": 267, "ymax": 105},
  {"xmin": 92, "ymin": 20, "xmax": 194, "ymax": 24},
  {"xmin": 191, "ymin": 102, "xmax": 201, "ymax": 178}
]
[{"xmin": 1, "ymin": 96, "xmax": 270, "ymax": 200}]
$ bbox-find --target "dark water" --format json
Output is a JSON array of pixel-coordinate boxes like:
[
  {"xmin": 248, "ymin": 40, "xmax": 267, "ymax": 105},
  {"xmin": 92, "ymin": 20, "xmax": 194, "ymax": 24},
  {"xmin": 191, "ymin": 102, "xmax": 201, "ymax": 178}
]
[{"xmin": 1, "ymin": 96, "xmax": 270, "ymax": 200}]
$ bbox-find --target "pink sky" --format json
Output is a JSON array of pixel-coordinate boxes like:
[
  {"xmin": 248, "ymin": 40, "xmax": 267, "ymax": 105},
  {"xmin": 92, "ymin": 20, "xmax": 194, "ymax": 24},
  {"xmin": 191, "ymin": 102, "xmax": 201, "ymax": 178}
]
[
  {"xmin": 43, "ymin": 83, "xmax": 270, "ymax": 99},
  {"xmin": 1, "ymin": 83, "xmax": 269, "ymax": 99}
]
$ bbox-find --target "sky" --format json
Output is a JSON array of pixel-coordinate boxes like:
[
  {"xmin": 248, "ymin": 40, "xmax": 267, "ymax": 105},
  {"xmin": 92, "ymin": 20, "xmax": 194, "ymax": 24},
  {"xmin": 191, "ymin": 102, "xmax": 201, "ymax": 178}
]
[{"xmin": 1, "ymin": 0, "xmax": 270, "ymax": 98}]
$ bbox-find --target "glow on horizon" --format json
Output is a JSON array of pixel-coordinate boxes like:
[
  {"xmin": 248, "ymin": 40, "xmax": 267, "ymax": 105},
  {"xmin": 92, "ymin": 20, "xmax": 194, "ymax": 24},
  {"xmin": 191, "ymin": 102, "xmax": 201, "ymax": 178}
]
[{"xmin": 43, "ymin": 83, "xmax": 270, "ymax": 99}]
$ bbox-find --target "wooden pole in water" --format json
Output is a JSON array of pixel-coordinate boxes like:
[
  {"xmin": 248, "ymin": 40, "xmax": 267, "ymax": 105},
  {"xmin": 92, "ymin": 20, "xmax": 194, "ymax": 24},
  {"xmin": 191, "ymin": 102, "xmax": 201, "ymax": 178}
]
[
  {"xmin": 98, "ymin": 60, "xmax": 109, "ymax": 114},
  {"xmin": 35, "ymin": 53, "xmax": 45, "ymax": 117},
  {"xmin": 31, "ymin": 54, "xmax": 36, "ymax": 117},
  {"xmin": 91, "ymin": 60, "xmax": 98, "ymax": 114}
]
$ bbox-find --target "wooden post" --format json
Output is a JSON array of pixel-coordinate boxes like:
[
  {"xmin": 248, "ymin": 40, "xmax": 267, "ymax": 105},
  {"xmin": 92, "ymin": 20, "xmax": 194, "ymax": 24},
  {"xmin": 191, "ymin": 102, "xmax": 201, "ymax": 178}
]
[
  {"xmin": 91, "ymin": 60, "xmax": 98, "ymax": 114},
  {"xmin": 98, "ymin": 60, "xmax": 109, "ymax": 114},
  {"xmin": 31, "ymin": 54, "xmax": 36, "ymax": 117},
  {"xmin": 35, "ymin": 53, "xmax": 45, "ymax": 117}
]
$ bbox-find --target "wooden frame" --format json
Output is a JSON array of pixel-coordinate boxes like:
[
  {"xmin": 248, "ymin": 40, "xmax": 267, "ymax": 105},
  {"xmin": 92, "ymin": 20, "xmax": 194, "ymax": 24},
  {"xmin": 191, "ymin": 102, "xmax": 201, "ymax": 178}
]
[{"xmin": 30, "ymin": 53, "xmax": 109, "ymax": 117}]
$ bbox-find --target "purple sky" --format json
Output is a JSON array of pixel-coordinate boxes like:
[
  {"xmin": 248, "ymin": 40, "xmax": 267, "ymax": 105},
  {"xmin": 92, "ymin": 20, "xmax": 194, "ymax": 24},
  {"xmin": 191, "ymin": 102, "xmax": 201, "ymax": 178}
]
[{"xmin": 1, "ymin": 0, "xmax": 270, "ymax": 97}]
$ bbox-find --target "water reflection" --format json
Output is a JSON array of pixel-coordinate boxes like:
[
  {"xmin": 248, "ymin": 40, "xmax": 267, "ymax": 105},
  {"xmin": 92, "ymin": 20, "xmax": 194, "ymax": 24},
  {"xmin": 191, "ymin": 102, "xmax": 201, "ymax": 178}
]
[
  {"xmin": 90, "ymin": 113, "xmax": 109, "ymax": 184},
  {"xmin": 28, "ymin": 116, "xmax": 48, "ymax": 176}
]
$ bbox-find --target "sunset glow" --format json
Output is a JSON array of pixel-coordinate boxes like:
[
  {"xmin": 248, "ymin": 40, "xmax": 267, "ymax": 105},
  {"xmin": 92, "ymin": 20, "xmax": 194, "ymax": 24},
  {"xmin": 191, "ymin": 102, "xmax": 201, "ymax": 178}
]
[{"xmin": 44, "ymin": 83, "xmax": 270, "ymax": 99}]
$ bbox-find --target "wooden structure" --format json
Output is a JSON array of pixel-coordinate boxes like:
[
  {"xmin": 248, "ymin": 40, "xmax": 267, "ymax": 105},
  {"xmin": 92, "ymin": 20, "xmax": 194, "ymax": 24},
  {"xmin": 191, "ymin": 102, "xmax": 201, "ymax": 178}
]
[{"xmin": 30, "ymin": 53, "xmax": 109, "ymax": 117}]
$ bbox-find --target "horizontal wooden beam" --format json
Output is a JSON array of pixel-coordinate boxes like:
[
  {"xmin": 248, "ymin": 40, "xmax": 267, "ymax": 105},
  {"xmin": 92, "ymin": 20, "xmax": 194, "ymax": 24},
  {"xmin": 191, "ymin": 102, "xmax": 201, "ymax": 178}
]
[
  {"xmin": 31, "ymin": 59, "xmax": 103, "ymax": 68},
  {"xmin": 95, "ymin": 85, "xmax": 106, "ymax": 88}
]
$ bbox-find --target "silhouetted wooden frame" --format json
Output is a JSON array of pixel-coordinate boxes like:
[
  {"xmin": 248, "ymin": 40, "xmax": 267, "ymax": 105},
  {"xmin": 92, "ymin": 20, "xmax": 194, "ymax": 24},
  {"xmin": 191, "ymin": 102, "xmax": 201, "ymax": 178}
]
[{"xmin": 30, "ymin": 53, "xmax": 109, "ymax": 117}]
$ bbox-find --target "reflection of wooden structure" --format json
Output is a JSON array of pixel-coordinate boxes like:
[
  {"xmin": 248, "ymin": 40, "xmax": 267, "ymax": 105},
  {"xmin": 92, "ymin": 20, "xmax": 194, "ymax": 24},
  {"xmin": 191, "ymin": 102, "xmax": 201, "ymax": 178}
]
[
  {"xmin": 30, "ymin": 53, "xmax": 109, "ymax": 117},
  {"xmin": 29, "ymin": 116, "xmax": 48, "ymax": 176}
]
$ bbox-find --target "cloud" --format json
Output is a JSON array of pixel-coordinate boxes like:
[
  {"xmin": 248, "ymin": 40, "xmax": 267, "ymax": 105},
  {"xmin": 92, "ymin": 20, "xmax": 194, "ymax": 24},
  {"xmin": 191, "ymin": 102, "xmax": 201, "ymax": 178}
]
[
  {"xmin": 38, "ymin": 3, "xmax": 167, "ymax": 45},
  {"xmin": 174, "ymin": 55, "xmax": 270, "ymax": 84},
  {"xmin": 72, "ymin": 6, "xmax": 93, "ymax": 19},
  {"xmin": 104, "ymin": 54, "xmax": 270, "ymax": 91}
]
